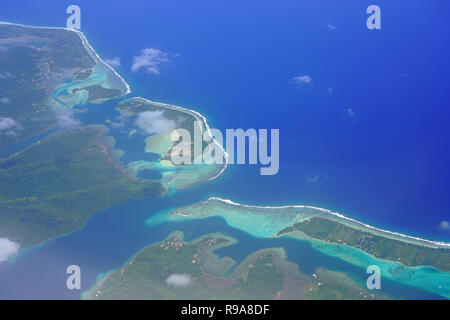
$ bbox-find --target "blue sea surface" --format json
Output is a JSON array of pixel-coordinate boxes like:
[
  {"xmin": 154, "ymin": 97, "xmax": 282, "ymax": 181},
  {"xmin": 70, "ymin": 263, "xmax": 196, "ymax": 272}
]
[
  {"xmin": 0, "ymin": 0, "xmax": 449, "ymax": 298},
  {"xmin": 0, "ymin": 192, "xmax": 443, "ymax": 299}
]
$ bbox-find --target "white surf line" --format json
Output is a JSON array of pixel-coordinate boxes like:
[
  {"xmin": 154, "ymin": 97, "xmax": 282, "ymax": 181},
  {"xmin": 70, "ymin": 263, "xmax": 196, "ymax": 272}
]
[
  {"xmin": 0, "ymin": 22, "xmax": 227, "ymax": 181},
  {"xmin": 0, "ymin": 21, "xmax": 131, "ymax": 96},
  {"xmin": 8, "ymin": 21, "xmax": 445, "ymax": 249},
  {"xmin": 203, "ymin": 197, "xmax": 450, "ymax": 248},
  {"xmin": 132, "ymin": 97, "xmax": 229, "ymax": 182},
  {"xmin": 75, "ymin": 29, "xmax": 131, "ymax": 95}
]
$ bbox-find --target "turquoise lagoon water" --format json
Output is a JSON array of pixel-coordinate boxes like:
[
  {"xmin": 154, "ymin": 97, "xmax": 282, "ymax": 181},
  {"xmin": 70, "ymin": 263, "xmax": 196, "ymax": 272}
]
[{"xmin": 0, "ymin": 0, "xmax": 450, "ymax": 299}]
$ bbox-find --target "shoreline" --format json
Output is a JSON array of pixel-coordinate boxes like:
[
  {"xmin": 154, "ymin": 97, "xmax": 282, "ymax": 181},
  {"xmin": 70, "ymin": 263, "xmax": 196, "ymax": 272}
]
[
  {"xmin": 0, "ymin": 21, "xmax": 131, "ymax": 96},
  {"xmin": 1, "ymin": 21, "xmax": 447, "ymax": 254},
  {"xmin": 131, "ymin": 97, "xmax": 229, "ymax": 182},
  {"xmin": 0, "ymin": 21, "xmax": 228, "ymax": 183},
  {"xmin": 202, "ymin": 197, "xmax": 450, "ymax": 249}
]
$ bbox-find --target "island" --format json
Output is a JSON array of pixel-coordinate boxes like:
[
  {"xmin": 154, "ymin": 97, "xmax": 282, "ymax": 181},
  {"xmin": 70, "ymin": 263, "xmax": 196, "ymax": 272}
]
[
  {"xmin": 114, "ymin": 97, "xmax": 227, "ymax": 191},
  {"xmin": 83, "ymin": 231, "xmax": 383, "ymax": 300},
  {"xmin": 278, "ymin": 217, "xmax": 450, "ymax": 272},
  {"xmin": 1, "ymin": 21, "xmax": 448, "ymax": 300},
  {"xmin": 0, "ymin": 22, "xmax": 129, "ymax": 149},
  {"xmin": 0, "ymin": 22, "xmax": 227, "ymax": 252},
  {"xmin": 161, "ymin": 197, "xmax": 450, "ymax": 298},
  {"xmin": 0, "ymin": 125, "xmax": 163, "ymax": 247}
]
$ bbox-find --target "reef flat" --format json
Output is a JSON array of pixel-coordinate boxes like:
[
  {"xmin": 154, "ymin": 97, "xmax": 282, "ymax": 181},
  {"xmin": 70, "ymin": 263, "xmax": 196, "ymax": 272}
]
[
  {"xmin": 164, "ymin": 197, "xmax": 450, "ymax": 298},
  {"xmin": 83, "ymin": 231, "xmax": 382, "ymax": 300},
  {"xmin": 115, "ymin": 97, "xmax": 227, "ymax": 191},
  {"xmin": 0, "ymin": 125, "xmax": 164, "ymax": 247},
  {"xmin": 0, "ymin": 22, "xmax": 227, "ymax": 252},
  {"xmin": 0, "ymin": 22, "xmax": 128, "ymax": 149}
]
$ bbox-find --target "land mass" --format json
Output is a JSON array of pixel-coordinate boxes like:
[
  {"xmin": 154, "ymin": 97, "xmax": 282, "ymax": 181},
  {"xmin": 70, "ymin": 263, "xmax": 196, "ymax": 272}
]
[
  {"xmin": 83, "ymin": 232, "xmax": 382, "ymax": 300},
  {"xmin": 0, "ymin": 23, "xmax": 226, "ymax": 250},
  {"xmin": 0, "ymin": 22, "xmax": 128, "ymax": 149},
  {"xmin": 115, "ymin": 97, "xmax": 227, "ymax": 191},
  {"xmin": 0, "ymin": 125, "xmax": 164, "ymax": 247},
  {"xmin": 278, "ymin": 217, "xmax": 450, "ymax": 272},
  {"xmin": 163, "ymin": 197, "xmax": 450, "ymax": 298}
]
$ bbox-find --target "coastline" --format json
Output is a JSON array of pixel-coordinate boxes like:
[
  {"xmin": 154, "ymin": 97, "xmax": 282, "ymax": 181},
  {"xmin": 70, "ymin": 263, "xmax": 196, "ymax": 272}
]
[
  {"xmin": 0, "ymin": 21, "xmax": 131, "ymax": 96},
  {"xmin": 1, "ymin": 21, "xmax": 447, "ymax": 265},
  {"xmin": 0, "ymin": 21, "xmax": 228, "ymax": 184},
  {"xmin": 200, "ymin": 197, "xmax": 450, "ymax": 249},
  {"xmin": 81, "ymin": 230, "xmax": 238, "ymax": 299},
  {"xmin": 130, "ymin": 97, "xmax": 230, "ymax": 182}
]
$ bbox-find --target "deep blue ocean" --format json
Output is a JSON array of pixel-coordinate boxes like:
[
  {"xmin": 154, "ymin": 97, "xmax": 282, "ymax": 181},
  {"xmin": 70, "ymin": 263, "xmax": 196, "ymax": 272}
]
[{"xmin": 0, "ymin": 0, "xmax": 449, "ymax": 298}]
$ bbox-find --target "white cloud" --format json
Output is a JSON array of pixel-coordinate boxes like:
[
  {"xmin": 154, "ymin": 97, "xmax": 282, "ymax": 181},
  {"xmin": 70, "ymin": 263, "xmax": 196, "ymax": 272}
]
[
  {"xmin": 135, "ymin": 111, "xmax": 178, "ymax": 135},
  {"xmin": 0, "ymin": 238, "xmax": 20, "ymax": 262},
  {"xmin": 0, "ymin": 71, "xmax": 12, "ymax": 79},
  {"xmin": 104, "ymin": 57, "xmax": 121, "ymax": 68},
  {"xmin": 131, "ymin": 48, "xmax": 171, "ymax": 75},
  {"xmin": 347, "ymin": 108, "xmax": 355, "ymax": 118},
  {"xmin": 306, "ymin": 175, "xmax": 320, "ymax": 183},
  {"xmin": 108, "ymin": 114, "xmax": 128, "ymax": 128},
  {"xmin": 306, "ymin": 174, "xmax": 327, "ymax": 183},
  {"xmin": 0, "ymin": 116, "xmax": 22, "ymax": 137},
  {"xmin": 439, "ymin": 221, "xmax": 450, "ymax": 232},
  {"xmin": 4, "ymin": 130, "xmax": 17, "ymax": 137},
  {"xmin": 166, "ymin": 273, "xmax": 192, "ymax": 287},
  {"xmin": 54, "ymin": 109, "xmax": 81, "ymax": 129},
  {"xmin": 0, "ymin": 97, "xmax": 10, "ymax": 104},
  {"xmin": 292, "ymin": 75, "xmax": 312, "ymax": 87},
  {"xmin": 327, "ymin": 24, "xmax": 338, "ymax": 31},
  {"xmin": 0, "ymin": 117, "xmax": 18, "ymax": 131}
]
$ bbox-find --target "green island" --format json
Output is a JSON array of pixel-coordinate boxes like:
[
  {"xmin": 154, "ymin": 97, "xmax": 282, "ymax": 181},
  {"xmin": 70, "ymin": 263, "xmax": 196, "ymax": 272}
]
[
  {"xmin": 162, "ymin": 197, "xmax": 450, "ymax": 298},
  {"xmin": 278, "ymin": 217, "xmax": 450, "ymax": 272},
  {"xmin": 115, "ymin": 97, "xmax": 226, "ymax": 191},
  {"xmin": 0, "ymin": 23, "xmax": 225, "ymax": 251},
  {"xmin": 83, "ymin": 232, "xmax": 381, "ymax": 300},
  {"xmin": 1, "ymin": 21, "xmax": 447, "ymax": 300},
  {"xmin": 0, "ymin": 125, "xmax": 164, "ymax": 247},
  {"xmin": 0, "ymin": 22, "xmax": 128, "ymax": 149}
]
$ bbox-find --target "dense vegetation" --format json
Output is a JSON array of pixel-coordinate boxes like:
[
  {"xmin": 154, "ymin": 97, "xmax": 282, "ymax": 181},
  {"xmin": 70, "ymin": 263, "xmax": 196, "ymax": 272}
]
[
  {"xmin": 0, "ymin": 24, "xmax": 95, "ymax": 73},
  {"xmin": 279, "ymin": 217, "xmax": 450, "ymax": 272},
  {"xmin": 0, "ymin": 125, "xmax": 164, "ymax": 247},
  {"xmin": 86, "ymin": 233, "xmax": 286, "ymax": 300},
  {"xmin": 86, "ymin": 231, "xmax": 382, "ymax": 300},
  {"xmin": 0, "ymin": 24, "xmax": 122, "ymax": 149},
  {"xmin": 303, "ymin": 267, "xmax": 383, "ymax": 300},
  {"xmin": 0, "ymin": 41, "xmax": 52, "ymax": 148}
]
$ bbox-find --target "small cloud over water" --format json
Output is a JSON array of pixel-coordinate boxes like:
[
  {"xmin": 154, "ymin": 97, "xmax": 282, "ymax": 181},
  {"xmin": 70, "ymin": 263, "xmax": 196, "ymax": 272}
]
[
  {"xmin": 131, "ymin": 48, "xmax": 173, "ymax": 75},
  {"xmin": 347, "ymin": 108, "xmax": 355, "ymax": 118},
  {"xmin": 104, "ymin": 57, "xmax": 121, "ymax": 68},
  {"xmin": 54, "ymin": 109, "xmax": 81, "ymax": 129},
  {"xmin": 0, "ymin": 97, "xmax": 10, "ymax": 104},
  {"xmin": 439, "ymin": 221, "xmax": 450, "ymax": 232},
  {"xmin": 306, "ymin": 174, "xmax": 328, "ymax": 183},
  {"xmin": 292, "ymin": 75, "xmax": 312, "ymax": 87},
  {"xmin": 0, "ymin": 238, "xmax": 20, "ymax": 262},
  {"xmin": 327, "ymin": 24, "xmax": 338, "ymax": 31},
  {"xmin": 0, "ymin": 116, "xmax": 21, "ymax": 137}
]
